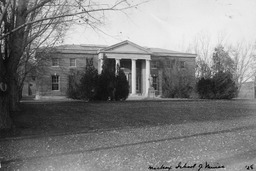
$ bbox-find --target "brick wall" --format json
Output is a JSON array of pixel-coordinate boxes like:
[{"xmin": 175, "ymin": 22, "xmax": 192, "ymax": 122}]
[
  {"xmin": 36, "ymin": 53, "xmax": 97, "ymax": 96},
  {"xmin": 150, "ymin": 56, "xmax": 196, "ymax": 96},
  {"xmin": 36, "ymin": 52, "xmax": 196, "ymax": 97}
]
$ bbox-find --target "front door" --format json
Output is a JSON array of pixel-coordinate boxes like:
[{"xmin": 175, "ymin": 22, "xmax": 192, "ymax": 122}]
[
  {"xmin": 125, "ymin": 72, "xmax": 131, "ymax": 93},
  {"xmin": 136, "ymin": 74, "xmax": 141, "ymax": 93},
  {"xmin": 136, "ymin": 63, "xmax": 141, "ymax": 94}
]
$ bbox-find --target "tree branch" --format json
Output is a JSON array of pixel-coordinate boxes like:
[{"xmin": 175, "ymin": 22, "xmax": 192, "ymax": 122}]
[
  {"xmin": 0, "ymin": 4, "xmax": 130, "ymax": 40},
  {"xmin": 25, "ymin": 0, "xmax": 52, "ymax": 16}
]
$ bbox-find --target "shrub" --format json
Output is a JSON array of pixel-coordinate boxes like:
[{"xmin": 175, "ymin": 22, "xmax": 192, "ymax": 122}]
[
  {"xmin": 95, "ymin": 57, "xmax": 116, "ymax": 101},
  {"xmin": 212, "ymin": 71, "xmax": 238, "ymax": 99},
  {"xmin": 196, "ymin": 71, "xmax": 238, "ymax": 99},
  {"xmin": 79, "ymin": 59, "xmax": 98, "ymax": 101},
  {"xmin": 95, "ymin": 71, "xmax": 115, "ymax": 101},
  {"xmin": 115, "ymin": 68, "xmax": 129, "ymax": 100},
  {"xmin": 196, "ymin": 77, "xmax": 215, "ymax": 99},
  {"xmin": 66, "ymin": 70, "xmax": 82, "ymax": 99},
  {"xmin": 162, "ymin": 77, "xmax": 193, "ymax": 98},
  {"xmin": 67, "ymin": 57, "xmax": 129, "ymax": 101},
  {"xmin": 162, "ymin": 59, "xmax": 194, "ymax": 98}
]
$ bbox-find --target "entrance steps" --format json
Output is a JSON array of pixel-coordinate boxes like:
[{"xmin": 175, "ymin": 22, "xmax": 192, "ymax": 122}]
[{"xmin": 127, "ymin": 94, "xmax": 147, "ymax": 100}]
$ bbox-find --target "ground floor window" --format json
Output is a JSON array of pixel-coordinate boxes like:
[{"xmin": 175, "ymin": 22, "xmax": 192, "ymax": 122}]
[
  {"xmin": 70, "ymin": 58, "xmax": 76, "ymax": 67},
  {"xmin": 152, "ymin": 75, "xmax": 158, "ymax": 91},
  {"xmin": 151, "ymin": 61, "xmax": 159, "ymax": 69},
  {"xmin": 136, "ymin": 75, "xmax": 141, "ymax": 93},
  {"xmin": 180, "ymin": 61, "xmax": 185, "ymax": 68},
  {"xmin": 52, "ymin": 75, "xmax": 60, "ymax": 90}
]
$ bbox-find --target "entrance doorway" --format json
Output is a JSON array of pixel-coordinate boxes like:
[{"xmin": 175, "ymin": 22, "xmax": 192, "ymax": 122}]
[
  {"xmin": 136, "ymin": 71, "xmax": 141, "ymax": 94},
  {"xmin": 124, "ymin": 72, "xmax": 131, "ymax": 93}
]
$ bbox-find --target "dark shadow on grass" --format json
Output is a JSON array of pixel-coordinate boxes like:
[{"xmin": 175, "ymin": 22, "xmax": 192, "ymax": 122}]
[
  {"xmin": 4, "ymin": 100, "xmax": 256, "ymax": 138},
  {"xmin": 1, "ymin": 124, "xmax": 256, "ymax": 166}
]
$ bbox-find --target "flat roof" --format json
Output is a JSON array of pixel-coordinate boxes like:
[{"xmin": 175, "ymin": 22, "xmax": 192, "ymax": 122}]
[{"xmin": 38, "ymin": 41, "xmax": 196, "ymax": 57}]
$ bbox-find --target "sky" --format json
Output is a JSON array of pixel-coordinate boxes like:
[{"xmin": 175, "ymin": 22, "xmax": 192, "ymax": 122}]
[{"xmin": 64, "ymin": 0, "xmax": 256, "ymax": 51}]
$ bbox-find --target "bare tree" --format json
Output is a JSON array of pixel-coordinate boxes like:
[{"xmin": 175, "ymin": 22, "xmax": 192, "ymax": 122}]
[
  {"xmin": 186, "ymin": 32, "xmax": 213, "ymax": 78},
  {"xmin": 185, "ymin": 31, "xmax": 256, "ymax": 95},
  {"xmin": 229, "ymin": 41, "xmax": 256, "ymax": 91},
  {"xmin": 0, "ymin": 0, "xmax": 144, "ymax": 129},
  {"xmin": 161, "ymin": 58, "xmax": 194, "ymax": 98},
  {"xmin": 17, "ymin": 22, "xmax": 66, "ymax": 100}
]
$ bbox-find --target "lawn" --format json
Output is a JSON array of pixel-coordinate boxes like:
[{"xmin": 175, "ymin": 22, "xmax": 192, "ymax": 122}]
[{"xmin": 5, "ymin": 99, "xmax": 256, "ymax": 138}]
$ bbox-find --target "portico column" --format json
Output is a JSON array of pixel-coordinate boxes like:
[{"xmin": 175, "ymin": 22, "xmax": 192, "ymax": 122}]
[
  {"xmin": 145, "ymin": 59, "xmax": 150, "ymax": 95},
  {"xmin": 131, "ymin": 59, "xmax": 137, "ymax": 95},
  {"xmin": 98, "ymin": 53, "xmax": 103, "ymax": 74},
  {"xmin": 115, "ymin": 58, "xmax": 120, "ymax": 75}
]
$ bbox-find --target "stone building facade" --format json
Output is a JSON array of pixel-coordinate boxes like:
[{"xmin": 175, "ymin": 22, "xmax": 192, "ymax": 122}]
[{"xmin": 34, "ymin": 40, "xmax": 196, "ymax": 98}]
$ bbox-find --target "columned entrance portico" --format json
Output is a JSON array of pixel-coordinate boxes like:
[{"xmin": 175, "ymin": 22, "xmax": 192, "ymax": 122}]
[
  {"xmin": 98, "ymin": 53, "xmax": 151, "ymax": 97},
  {"xmin": 115, "ymin": 58, "xmax": 121, "ymax": 75},
  {"xmin": 98, "ymin": 40, "xmax": 152, "ymax": 97}
]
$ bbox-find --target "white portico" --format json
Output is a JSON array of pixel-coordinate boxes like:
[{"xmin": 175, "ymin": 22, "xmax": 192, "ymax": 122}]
[{"xmin": 97, "ymin": 40, "xmax": 151, "ymax": 96}]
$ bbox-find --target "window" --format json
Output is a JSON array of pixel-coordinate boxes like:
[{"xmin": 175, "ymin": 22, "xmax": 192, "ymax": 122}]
[
  {"xmin": 152, "ymin": 75, "xmax": 158, "ymax": 91},
  {"xmin": 70, "ymin": 58, "xmax": 76, "ymax": 67},
  {"xmin": 166, "ymin": 60, "xmax": 175, "ymax": 69},
  {"xmin": 52, "ymin": 75, "xmax": 59, "ymax": 90},
  {"xmin": 151, "ymin": 61, "xmax": 159, "ymax": 69},
  {"xmin": 86, "ymin": 58, "xmax": 94, "ymax": 66},
  {"xmin": 180, "ymin": 61, "xmax": 185, "ymax": 68},
  {"xmin": 52, "ymin": 58, "xmax": 59, "ymax": 67}
]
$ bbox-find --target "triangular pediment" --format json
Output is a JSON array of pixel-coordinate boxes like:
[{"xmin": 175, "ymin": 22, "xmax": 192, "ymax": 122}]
[{"xmin": 100, "ymin": 40, "xmax": 151, "ymax": 54}]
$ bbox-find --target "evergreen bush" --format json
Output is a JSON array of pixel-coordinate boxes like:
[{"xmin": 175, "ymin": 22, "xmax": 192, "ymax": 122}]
[
  {"xmin": 95, "ymin": 57, "xmax": 116, "ymax": 101},
  {"xmin": 115, "ymin": 67, "xmax": 129, "ymax": 100},
  {"xmin": 196, "ymin": 71, "xmax": 238, "ymax": 99},
  {"xmin": 67, "ymin": 57, "xmax": 129, "ymax": 101},
  {"xmin": 79, "ymin": 59, "xmax": 98, "ymax": 101},
  {"xmin": 196, "ymin": 77, "xmax": 215, "ymax": 99},
  {"xmin": 66, "ymin": 70, "xmax": 82, "ymax": 99},
  {"xmin": 212, "ymin": 71, "xmax": 238, "ymax": 99}
]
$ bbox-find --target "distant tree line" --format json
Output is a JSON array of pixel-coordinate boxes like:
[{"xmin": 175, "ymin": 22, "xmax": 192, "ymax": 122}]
[{"xmin": 184, "ymin": 32, "xmax": 256, "ymax": 99}]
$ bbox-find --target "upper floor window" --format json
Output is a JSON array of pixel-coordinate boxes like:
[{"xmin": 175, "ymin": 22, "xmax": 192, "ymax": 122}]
[
  {"xmin": 151, "ymin": 61, "xmax": 159, "ymax": 69},
  {"xmin": 70, "ymin": 58, "xmax": 76, "ymax": 67},
  {"xmin": 180, "ymin": 61, "xmax": 185, "ymax": 68},
  {"xmin": 52, "ymin": 75, "xmax": 59, "ymax": 90},
  {"xmin": 52, "ymin": 58, "xmax": 59, "ymax": 67},
  {"xmin": 166, "ymin": 60, "xmax": 175, "ymax": 69}
]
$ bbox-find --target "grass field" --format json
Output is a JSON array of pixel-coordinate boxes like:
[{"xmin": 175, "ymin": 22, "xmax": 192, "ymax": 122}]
[{"xmin": 6, "ymin": 99, "xmax": 255, "ymax": 138}]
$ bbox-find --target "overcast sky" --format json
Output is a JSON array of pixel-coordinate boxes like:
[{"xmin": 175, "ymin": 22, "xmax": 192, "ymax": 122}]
[{"xmin": 64, "ymin": 0, "xmax": 256, "ymax": 51}]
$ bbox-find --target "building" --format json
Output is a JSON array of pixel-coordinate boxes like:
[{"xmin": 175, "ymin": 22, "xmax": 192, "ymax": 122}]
[{"xmin": 33, "ymin": 40, "xmax": 196, "ymax": 99}]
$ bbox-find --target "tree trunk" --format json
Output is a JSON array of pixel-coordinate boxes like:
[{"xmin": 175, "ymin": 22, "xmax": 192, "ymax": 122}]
[
  {"xmin": 19, "ymin": 85, "xmax": 23, "ymax": 101},
  {"xmin": 0, "ymin": 92, "xmax": 13, "ymax": 129},
  {"xmin": 9, "ymin": 77, "xmax": 21, "ymax": 111},
  {"xmin": 0, "ymin": 50, "xmax": 13, "ymax": 130},
  {"xmin": 0, "ymin": 0, "xmax": 28, "ymax": 129}
]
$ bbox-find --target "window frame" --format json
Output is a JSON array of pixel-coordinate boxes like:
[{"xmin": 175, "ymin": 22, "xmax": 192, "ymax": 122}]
[
  {"xmin": 152, "ymin": 75, "xmax": 158, "ymax": 91},
  {"xmin": 166, "ymin": 60, "xmax": 175, "ymax": 69},
  {"xmin": 52, "ymin": 58, "xmax": 59, "ymax": 67},
  {"xmin": 70, "ymin": 58, "xmax": 76, "ymax": 67},
  {"xmin": 51, "ymin": 75, "xmax": 60, "ymax": 91},
  {"xmin": 151, "ymin": 61, "xmax": 159, "ymax": 69},
  {"xmin": 180, "ymin": 61, "xmax": 185, "ymax": 69}
]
